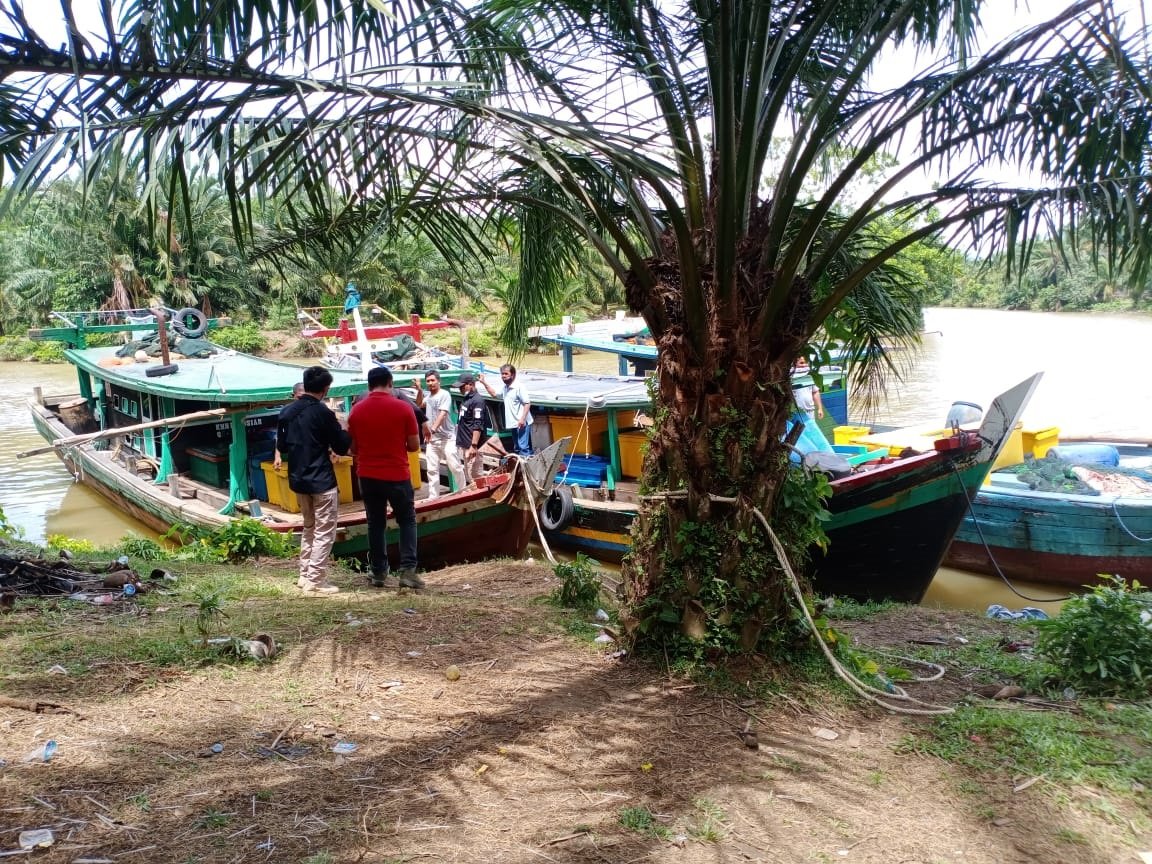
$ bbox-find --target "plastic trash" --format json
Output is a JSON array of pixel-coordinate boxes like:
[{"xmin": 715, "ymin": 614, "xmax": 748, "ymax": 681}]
[
  {"xmin": 22, "ymin": 740, "xmax": 57, "ymax": 763},
  {"xmin": 593, "ymin": 633, "xmax": 615, "ymax": 644},
  {"xmin": 211, "ymin": 743, "xmax": 224, "ymax": 754},
  {"xmin": 595, "ymin": 609, "xmax": 610, "ymax": 621},
  {"xmin": 986, "ymin": 604, "xmax": 1049, "ymax": 621},
  {"xmin": 122, "ymin": 583, "xmax": 137, "ymax": 597},
  {"xmin": 18, "ymin": 829, "xmax": 54, "ymax": 849},
  {"xmin": 331, "ymin": 741, "xmax": 358, "ymax": 755},
  {"xmin": 89, "ymin": 594, "xmax": 116, "ymax": 606}
]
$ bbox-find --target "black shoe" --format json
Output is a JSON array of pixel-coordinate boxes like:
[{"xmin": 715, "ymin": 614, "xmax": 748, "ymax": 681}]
[
  {"xmin": 370, "ymin": 570, "xmax": 389, "ymax": 588},
  {"xmin": 397, "ymin": 568, "xmax": 425, "ymax": 590}
]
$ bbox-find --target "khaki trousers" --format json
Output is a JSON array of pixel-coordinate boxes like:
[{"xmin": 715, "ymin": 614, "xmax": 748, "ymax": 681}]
[
  {"xmin": 297, "ymin": 486, "xmax": 340, "ymax": 584},
  {"xmin": 425, "ymin": 438, "xmax": 466, "ymax": 498}
]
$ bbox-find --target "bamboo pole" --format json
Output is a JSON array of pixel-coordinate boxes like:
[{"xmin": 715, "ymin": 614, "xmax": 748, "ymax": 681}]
[
  {"xmin": 1054, "ymin": 436, "xmax": 1152, "ymax": 448},
  {"xmin": 19, "ymin": 406, "xmax": 248, "ymax": 458}
]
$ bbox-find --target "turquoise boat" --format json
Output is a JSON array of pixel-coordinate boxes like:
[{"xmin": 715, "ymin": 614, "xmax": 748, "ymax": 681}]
[
  {"xmin": 945, "ymin": 438, "xmax": 1152, "ymax": 587},
  {"xmin": 24, "ymin": 310, "xmax": 562, "ymax": 569}
]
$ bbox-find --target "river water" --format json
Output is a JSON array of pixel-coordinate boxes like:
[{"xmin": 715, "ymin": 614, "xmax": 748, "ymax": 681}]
[{"xmin": 3, "ymin": 307, "xmax": 1148, "ymax": 609}]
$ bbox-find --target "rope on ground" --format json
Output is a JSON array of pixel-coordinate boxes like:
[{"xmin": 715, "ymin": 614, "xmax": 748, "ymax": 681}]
[{"xmin": 642, "ymin": 489, "xmax": 955, "ymax": 715}]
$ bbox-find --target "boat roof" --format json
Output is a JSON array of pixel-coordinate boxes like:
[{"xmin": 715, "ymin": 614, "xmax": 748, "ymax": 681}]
[
  {"xmin": 65, "ymin": 345, "xmax": 442, "ymax": 404},
  {"xmin": 489, "ymin": 369, "xmax": 652, "ymax": 411}
]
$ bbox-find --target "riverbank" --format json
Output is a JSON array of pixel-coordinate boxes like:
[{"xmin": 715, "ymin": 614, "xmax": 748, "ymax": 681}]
[{"xmin": 1, "ymin": 559, "xmax": 1147, "ymax": 863}]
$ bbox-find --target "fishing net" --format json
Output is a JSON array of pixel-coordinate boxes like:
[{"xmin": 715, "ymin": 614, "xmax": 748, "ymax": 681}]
[{"xmin": 1005, "ymin": 455, "xmax": 1152, "ymax": 496}]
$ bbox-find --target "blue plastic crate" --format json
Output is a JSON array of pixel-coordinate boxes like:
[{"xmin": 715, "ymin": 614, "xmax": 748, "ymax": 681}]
[{"xmin": 556, "ymin": 454, "xmax": 608, "ymax": 488}]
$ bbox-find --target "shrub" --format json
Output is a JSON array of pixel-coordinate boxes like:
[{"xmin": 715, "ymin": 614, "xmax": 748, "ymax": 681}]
[
  {"xmin": 31, "ymin": 342, "xmax": 66, "ymax": 363},
  {"xmin": 115, "ymin": 535, "xmax": 168, "ymax": 561},
  {"xmin": 0, "ymin": 337, "xmax": 38, "ymax": 361},
  {"xmin": 211, "ymin": 322, "xmax": 268, "ymax": 354},
  {"xmin": 1035, "ymin": 576, "xmax": 1152, "ymax": 697},
  {"xmin": 209, "ymin": 517, "xmax": 293, "ymax": 561},
  {"xmin": 551, "ymin": 553, "xmax": 603, "ymax": 611}
]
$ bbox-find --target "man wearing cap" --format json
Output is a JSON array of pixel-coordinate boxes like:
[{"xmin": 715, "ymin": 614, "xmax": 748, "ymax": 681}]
[
  {"xmin": 347, "ymin": 366, "xmax": 423, "ymax": 589},
  {"xmin": 455, "ymin": 373, "xmax": 487, "ymax": 483}
]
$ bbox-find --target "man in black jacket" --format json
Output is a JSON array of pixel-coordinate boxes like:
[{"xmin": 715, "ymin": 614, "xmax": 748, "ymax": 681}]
[
  {"xmin": 276, "ymin": 366, "xmax": 351, "ymax": 595},
  {"xmin": 455, "ymin": 373, "xmax": 487, "ymax": 484}
]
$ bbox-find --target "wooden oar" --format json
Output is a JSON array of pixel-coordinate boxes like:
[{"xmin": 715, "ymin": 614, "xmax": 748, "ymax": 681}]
[{"xmin": 19, "ymin": 406, "xmax": 247, "ymax": 458}]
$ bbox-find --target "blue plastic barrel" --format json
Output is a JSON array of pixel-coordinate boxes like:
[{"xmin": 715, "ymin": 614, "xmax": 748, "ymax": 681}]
[{"xmin": 1046, "ymin": 444, "xmax": 1120, "ymax": 467}]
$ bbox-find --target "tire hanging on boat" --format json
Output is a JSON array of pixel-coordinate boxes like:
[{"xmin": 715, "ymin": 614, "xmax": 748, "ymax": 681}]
[
  {"xmin": 538, "ymin": 485, "xmax": 575, "ymax": 531},
  {"xmin": 171, "ymin": 307, "xmax": 208, "ymax": 338}
]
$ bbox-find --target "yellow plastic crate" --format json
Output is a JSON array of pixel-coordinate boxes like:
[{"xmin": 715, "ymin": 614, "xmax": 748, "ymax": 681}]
[
  {"xmin": 1022, "ymin": 426, "xmax": 1060, "ymax": 459},
  {"xmin": 260, "ymin": 456, "xmax": 355, "ymax": 514},
  {"xmin": 618, "ymin": 430, "xmax": 648, "ymax": 479},
  {"xmin": 549, "ymin": 411, "xmax": 637, "ymax": 456},
  {"xmin": 991, "ymin": 423, "xmax": 1024, "ymax": 471},
  {"xmin": 833, "ymin": 425, "xmax": 871, "ymax": 446}
]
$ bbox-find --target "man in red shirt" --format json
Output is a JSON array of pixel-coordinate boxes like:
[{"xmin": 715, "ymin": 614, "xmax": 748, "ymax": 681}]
[{"xmin": 348, "ymin": 366, "xmax": 423, "ymax": 589}]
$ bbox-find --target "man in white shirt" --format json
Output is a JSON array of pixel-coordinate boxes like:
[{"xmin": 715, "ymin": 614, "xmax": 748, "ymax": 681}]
[
  {"xmin": 792, "ymin": 381, "xmax": 825, "ymax": 425},
  {"xmin": 423, "ymin": 371, "xmax": 466, "ymax": 498},
  {"xmin": 481, "ymin": 364, "xmax": 533, "ymax": 455}
]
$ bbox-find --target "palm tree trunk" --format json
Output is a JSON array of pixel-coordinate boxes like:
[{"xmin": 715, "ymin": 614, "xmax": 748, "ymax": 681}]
[{"xmin": 622, "ymin": 260, "xmax": 819, "ymax": 655}]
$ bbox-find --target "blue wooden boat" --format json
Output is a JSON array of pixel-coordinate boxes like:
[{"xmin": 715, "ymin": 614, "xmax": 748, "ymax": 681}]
[{"xmin": 944, "ymin": 438, "xmax": 1152, "ymax": 587}]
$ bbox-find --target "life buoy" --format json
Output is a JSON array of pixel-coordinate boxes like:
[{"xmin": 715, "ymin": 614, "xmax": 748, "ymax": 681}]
[
  {"xmin": 171, "ymin": 307, "xmax": 208, "ymax": 338},
  {"xmin": 538, "ymin": 486, "xmax": 575, "ymax": 531}
]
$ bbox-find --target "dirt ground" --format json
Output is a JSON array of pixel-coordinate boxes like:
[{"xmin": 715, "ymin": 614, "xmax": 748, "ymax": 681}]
[{"xmin": 1, "ymin": 562, "xmax": 1148, "ymax": 864}]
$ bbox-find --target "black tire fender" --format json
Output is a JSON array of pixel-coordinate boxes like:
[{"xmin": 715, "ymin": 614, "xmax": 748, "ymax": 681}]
[
  {"xmin": 145, "ymin": 363, "xmax": 179, "ymax": 377},
  {"xmin": 171, "ymin": 307, "xmax": 208, "ymax": 338},
  {"xmin": 538, "ymin": 485, "xmax": 575, "ymax": 531}
]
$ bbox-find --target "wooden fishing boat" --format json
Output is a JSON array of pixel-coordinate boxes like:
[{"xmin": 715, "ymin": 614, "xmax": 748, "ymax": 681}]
[
  {"xmin": 518, "ymin": 374, "xmax": 1038, "ymax": 603},
  {"xmin": 474, "ymin": 316, "xmax": 1041, "ymax": 602},
  {"xmin": 944, "ymin": 436, "xmax": 1152, "ymax": 587},
  {"xmin": 24, "ymin": 311, "xmax": 564, "ymax": 569}
]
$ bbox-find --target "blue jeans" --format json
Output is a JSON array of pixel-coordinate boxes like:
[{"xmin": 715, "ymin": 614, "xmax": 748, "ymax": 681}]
[
  {"xmin": 515, "ymin": 423, "xmax": 533, "ymax": 456},
  {"xmin": 359, "ymin": 477, "xmax": 417, "ymax": 575}
]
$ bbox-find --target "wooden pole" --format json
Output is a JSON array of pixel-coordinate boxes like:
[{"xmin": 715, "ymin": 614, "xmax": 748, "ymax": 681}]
[
  {"xmin": 18, "ymin": 407, "xmax": 244, "ymax": 458},
  {"xmin": 154, "ymin": 307, "xmax": 172, "ymax": 367}
]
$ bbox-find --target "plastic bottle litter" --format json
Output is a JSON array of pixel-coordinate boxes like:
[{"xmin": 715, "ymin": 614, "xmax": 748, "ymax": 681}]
[
  {"xmin": 210, "ymin": 743, "xmax": 224, "ymax": 754},
  {"xmin": 22, "ymin": 740, "xmax": 57, "ymax": 763},
  {"xmin": 89, "ymin": 594, "xmax": 116, "ymax": 606},
  {"xmin": 122, "ymin": 583, "xmax": 137, "ymax": 597},
  {"xmin": 331, "ymin": 741, "xmax": 358, "ymax": 755},
  {"xmin": 18, "ymin": 829, "xmax": 54, "ymax": 849}
]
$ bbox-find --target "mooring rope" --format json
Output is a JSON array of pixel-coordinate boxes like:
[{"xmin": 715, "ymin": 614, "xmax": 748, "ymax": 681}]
[{"xmin": 643, "ymin": 489, "xmax": 956, "ymax": 715}]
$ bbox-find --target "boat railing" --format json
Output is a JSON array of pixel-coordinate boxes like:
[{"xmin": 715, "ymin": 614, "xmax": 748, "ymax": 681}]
[{"xmin": 48, "ymin": 306, "xmax": 189, "ymax": 328}]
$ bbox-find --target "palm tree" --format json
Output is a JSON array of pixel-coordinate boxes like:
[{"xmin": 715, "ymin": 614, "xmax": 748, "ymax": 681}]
[{"xmin": 1, "ymin": 0, "xmax": 1149, "ymax": 655}]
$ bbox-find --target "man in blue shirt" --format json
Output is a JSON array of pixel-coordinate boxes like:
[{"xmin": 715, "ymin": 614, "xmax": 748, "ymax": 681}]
[{"xmin": 480, "ymin": 365, "xmax": 533, "ymax": 455}]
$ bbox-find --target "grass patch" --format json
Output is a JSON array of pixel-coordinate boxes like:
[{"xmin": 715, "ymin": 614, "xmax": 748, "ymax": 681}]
[
  {"xmin": 820, "ymin": 597, "xmax": 900, "ymax": 620},
  {"xmin": 687, "ymin": 798, "xmax": 727, "ymax": 843},
  {"xmin": 898, "ymin": 701, "xmax": 1152, "ymax": 797},
  {"xmin": 618, "ymin": 806, "xmax": 671, "ymax": 839}
]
